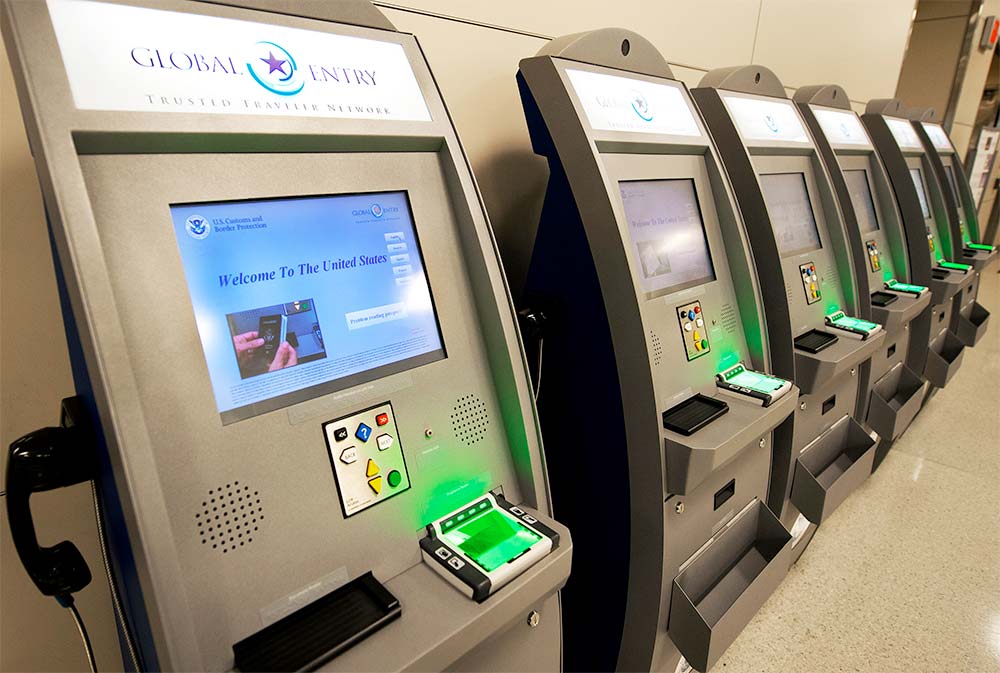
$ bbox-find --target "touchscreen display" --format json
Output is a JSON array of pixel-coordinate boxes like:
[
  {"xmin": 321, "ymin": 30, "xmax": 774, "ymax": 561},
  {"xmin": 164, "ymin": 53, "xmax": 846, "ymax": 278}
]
[
  {"xmin": 844, "ymin": 170, "xmax": 879, "ymax": 233},
  {"xmin": 910, "ymin": 168, "xmax": 931, "ymax": 219},
  {"xmin": 171, "ymin": 191, "xmax": 444, "ymax": 423},
  {"xmin": 619, "ymin": 179, "xmax": 716, "ymax": 296},
  {"xmin": 760, "ymin": 173, "xmax": 822, "ymax": 256}
]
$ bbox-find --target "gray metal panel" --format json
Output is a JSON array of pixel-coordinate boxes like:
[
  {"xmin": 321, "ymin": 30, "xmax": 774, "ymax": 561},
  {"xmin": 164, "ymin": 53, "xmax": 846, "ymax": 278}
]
[
  {"xmin": 696, "ymin": 65, "xmax": 786, "ymax": 99},
  {"xmin": 202, "ymin": 0, "xmax": 396, "ymax": 30},
  {"xmin": 1, "ymin": 1, "xmax": 566, "ymax": 670},
  {"xmin": 789, "ymin": 415, "xmax": 876, "ymax": 525},
  {"xmin": 867, "ymin": 362, "xmax": 926, "ymax": 442},
  {"xmin": 536, "ymin": 27, "xmax": 674, "ymax": 79},
  {"xmin": 667, "ymin": 499, "xmax": 792, "ymax": 673},
  {"xmin": 793, "ymin": 84, "xmax": 851, "ymax": 112}
]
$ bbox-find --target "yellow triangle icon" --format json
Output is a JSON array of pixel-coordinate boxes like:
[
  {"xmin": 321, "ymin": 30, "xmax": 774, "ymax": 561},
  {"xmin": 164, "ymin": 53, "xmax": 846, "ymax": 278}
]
[
  {"xmin": 368, "ymin": 476, "xmax": 382, "ymax": 494},
  {"xmin": 366, "ymin": 459, "xmax": 380, "ymax": 478}
]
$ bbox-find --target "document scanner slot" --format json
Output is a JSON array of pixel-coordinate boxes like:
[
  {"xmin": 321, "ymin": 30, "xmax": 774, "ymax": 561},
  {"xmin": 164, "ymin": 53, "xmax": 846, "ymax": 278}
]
[
  {"xmin": 668, "ymin": 499, "xmax": 792, "ymax": 673},
  {"xmin": 868, "ymin": 363, "xmax": 925, "ymax": 441},
  {"xmin": 870, "ymin": 291, "xmax": 898, "ymax": 307},
  {"xmin": 232, "ymin": 571, "xmax": 400, "ymax": 672},
  {"xmin": 955, "ymin": 301, "xmax": 990, "ymax": 347},
  {"xmin": 789, "ymin": 415, "xmax": 876, "ymax": 525},
  {"xmin": 871, "ymin": 290, "xmax": 931, "ymax": 334},
  {"xmin": 792, "ymin": 328, "xmax": 885, "ymax": 395},
  {"xmin": 664, "ymin": 389, "xmax": 797, "ymax": 496},
  {"xmin": 924, "ymin": 330, "xmax": 965, "ymax": 388},
  {"xmin": 662, "ymin": 394, "xmax": 729, "ymax": 437}
]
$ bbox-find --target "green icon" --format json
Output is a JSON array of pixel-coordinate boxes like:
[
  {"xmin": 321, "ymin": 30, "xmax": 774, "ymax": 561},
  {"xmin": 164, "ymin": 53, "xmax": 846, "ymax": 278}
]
[
  {"xmin": 700, "ymin": 339, "xmax": 708, "ymax": 349},
  {"xmin": 387, "ymin": 470, "xmax": 402, "ymax": 488}
]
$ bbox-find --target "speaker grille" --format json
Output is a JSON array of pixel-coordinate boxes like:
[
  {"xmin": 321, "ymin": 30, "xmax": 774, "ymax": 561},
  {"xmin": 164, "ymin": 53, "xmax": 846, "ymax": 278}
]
[
  {"xmin": 196, "ymin": 481, "xmax": 263, "ymax": 554},
  {"xmin": 650, "ymin": 331, "xmax": 663, "ymax": 367},
  {"xmin": 451, "ymin": 394, "xmax": 490, "ymax": 445}
]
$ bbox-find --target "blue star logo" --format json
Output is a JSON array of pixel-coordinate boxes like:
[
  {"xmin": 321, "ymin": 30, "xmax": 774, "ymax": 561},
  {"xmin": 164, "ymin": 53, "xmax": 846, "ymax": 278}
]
[{"xmin": 630, "ymin": 90, "xmax": 653, "ymax": 122}]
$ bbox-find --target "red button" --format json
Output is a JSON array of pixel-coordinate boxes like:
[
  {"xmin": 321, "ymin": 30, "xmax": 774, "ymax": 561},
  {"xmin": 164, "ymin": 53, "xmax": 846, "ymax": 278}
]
[
  {"xmin": 376, "ymin": 413, "xmax": 389, "ymax": 426},
  {"xmin": 694, "ymin": 306, "xmax": 701, "ymax": 314}
]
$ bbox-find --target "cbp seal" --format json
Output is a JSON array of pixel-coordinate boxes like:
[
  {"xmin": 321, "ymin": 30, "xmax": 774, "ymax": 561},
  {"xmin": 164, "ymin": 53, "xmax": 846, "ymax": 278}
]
[{"xmin": 185, "ymin": 214, "xmax": 211, "ymax": 239}]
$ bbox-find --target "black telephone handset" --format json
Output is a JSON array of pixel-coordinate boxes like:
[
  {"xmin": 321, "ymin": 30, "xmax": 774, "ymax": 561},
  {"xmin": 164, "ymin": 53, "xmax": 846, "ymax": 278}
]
[{"xmin": 6, "ymin": 396, "xmax": 96, "ymax": 598}]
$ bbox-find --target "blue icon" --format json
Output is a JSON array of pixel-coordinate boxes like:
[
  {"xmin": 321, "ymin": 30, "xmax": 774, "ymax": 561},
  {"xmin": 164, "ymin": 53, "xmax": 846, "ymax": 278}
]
[
  {"xmin": 687, "ymin": 310, "xmax": 696, "ymax": 320},
  {"xmin": 356, "ymin": 423, "xmax": 372, "ymax": 442},
  {"xmin": 185, "ymin": 214, "xmax": 210, "ymax": 240}
]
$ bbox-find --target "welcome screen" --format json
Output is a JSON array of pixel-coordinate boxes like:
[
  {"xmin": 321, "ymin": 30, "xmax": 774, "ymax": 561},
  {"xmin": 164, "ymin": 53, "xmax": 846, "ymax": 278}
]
[{"xmin": 170, "ymin": 191, "xmax": 444, "ymax": 423}]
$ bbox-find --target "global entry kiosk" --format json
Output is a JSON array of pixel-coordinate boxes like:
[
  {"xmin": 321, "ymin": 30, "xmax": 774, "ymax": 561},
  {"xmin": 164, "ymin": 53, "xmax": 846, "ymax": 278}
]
[{"xmin": 2, "ymin": 1, "xmax": 994, "ymax": 672}]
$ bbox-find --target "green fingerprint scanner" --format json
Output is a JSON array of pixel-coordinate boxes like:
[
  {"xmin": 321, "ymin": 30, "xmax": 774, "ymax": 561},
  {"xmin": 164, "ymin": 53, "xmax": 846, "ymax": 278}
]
[
  {"xmin": 938, "ymin": 260, "xmax": 972, "ymax": 273},
  {"xmin": 824, "ymin": 310, "xmax": 882, "ymax": 340},
  {"xmin": 885, "ymin": 279, "xmax": 928, "ymax": 296},
  {"xmin": 715, "ymin": 363, "xmax": 792, "ymax": 407}
]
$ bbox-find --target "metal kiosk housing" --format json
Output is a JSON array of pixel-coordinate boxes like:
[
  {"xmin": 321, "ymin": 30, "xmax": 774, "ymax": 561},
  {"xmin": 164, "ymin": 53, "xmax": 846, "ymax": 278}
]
[
  {"xmin": 1, "ymin": 0, "xmax": 571, "ymax": 670},
  {"xmin": 862, "ymin": 100, "xmax": 974, "ymax": 392},
  {"xmin": 517, "ymin": 29, "xmax": 799, "ymax": 673},
  {"xmin": 692, "ymin": 66, "xmax": 882, "ymax": 563},
  {"xmin": 794, "ymin": 85, "xmax": 932, "ymax": 467}
]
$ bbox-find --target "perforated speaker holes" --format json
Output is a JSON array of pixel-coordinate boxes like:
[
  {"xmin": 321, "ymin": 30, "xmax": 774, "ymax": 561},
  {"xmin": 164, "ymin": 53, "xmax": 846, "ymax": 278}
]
[
  {"xmin": 650, "ymin": 331, "xmax": 663, "ymax": 366},
  {"xmin": 451, "ymin": 394, "xmax": 490, "ymax": 445},
  {"xmin": 195, "ymin": 481, "xmax": 263, "ymax": 554}
]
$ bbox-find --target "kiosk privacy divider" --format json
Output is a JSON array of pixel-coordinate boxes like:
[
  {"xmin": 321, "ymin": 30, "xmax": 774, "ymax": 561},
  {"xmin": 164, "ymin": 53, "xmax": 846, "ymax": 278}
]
[
  {"xmin": 862, "ymin": 100, "xmax": 978, "ymax": 389},
  {"xmin": 516, "ymin": 29, "xmax": 798, "ymax": 673},
  {"xmin": 691, "ymin": 67, "xmax": 882, "ymax": 563},
  {"xmin": 793, "ymin": 85, "xmax": 931, "ymax": 468},
  {"xmin": 2, "ymin": 0, "xmax": 571, "ymax": 670}
]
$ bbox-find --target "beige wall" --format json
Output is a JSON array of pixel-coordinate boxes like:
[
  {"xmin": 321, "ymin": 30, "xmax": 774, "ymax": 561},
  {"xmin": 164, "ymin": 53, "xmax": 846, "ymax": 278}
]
[
  {"xmin": 0, "ymin": 1, "xmax": 918, "ymax": 669},
  {"xmin": 0, "ymin": 42, "xmax": 123, "ymax": 672},
  {"xmin": 895, "ymin": 0, "xmax": 1000, "ymax": 156},
  {"xmin": 951, "ymin": 0, "xmax": 1000, "ymax": 155},
  {"xmin": 895, "ymin": 1, "xmax": 970, "ymax": 116},
  {"xmin": 380, "ymin": 0, "xmax": 918, "ymax": 292}
]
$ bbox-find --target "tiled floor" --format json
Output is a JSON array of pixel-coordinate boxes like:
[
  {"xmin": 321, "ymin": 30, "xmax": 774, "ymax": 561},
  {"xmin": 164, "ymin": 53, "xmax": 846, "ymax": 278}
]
[{"xmin": 716, "ymin": 267, "xmax": 1000, "ymax": 673}]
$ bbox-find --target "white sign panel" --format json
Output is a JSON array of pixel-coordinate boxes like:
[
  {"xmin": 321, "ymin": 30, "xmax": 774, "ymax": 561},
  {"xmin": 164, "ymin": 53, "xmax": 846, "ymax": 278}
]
[
  {"xmin": 886, "ymin": 118, "xmax": 922, "ymax": 150},
  {"xmin": 813, "ymin": 108, "xmax": 872, "ymax": 148},
  {"xmin": 969, "ymin": 128, "xmax": 999, "ymax": 206},
  {"xmin": 922, "ymin": 123, "xmax": 954, "ymax": 153},
  {"xmin": 566, "ymin": 69, "xmax": 701, "ymax": 137},
  {"xmin": 46, "ymin": 0, "xmax": 432, "ymax": 121},
  {"xmin": 721, "ymin": 94, "xmax": 809, "ymax": 144}
]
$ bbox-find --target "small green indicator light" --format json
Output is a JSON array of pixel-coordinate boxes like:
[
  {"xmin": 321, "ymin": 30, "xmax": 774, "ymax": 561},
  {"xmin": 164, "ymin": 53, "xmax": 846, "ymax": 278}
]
[
  {"xmin": 387, "ymin": 470, "xmax": 402, "ymax": 488},
  {"xmin": 700, "ymin": 339, "xmax": 709, "ymax": 349}
]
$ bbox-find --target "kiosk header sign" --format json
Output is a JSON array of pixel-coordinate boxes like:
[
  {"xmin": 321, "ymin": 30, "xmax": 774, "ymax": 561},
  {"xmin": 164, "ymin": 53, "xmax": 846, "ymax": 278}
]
[
  {"xmin": 721, "ymin": 94, "xmax": 809, "ymax": 144},
  {"xmin": 46, "ymin": 0, "xmax": 432, "ymax": 121},
  {"xmin": 885, "ymin": 118, "xmax": 922, "ymax": 150},
  {"xmin": 565, "ymin": 68, "xmax": 701, "ymax": 137},
  {"xmin": 813, "ymin": 108, "xmax": 872, "ymax": 148},
  {"xmin": 922, "ymin": 123, "xmax": 954, "ymax": 153}
]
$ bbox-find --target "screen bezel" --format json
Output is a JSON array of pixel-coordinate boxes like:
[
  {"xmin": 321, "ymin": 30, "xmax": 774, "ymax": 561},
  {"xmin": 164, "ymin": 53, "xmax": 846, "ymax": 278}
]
[
  {"xmin": 170, "ymin": 189, "xmax": 447, "ymax": 424},
  {"xmin": 618, "ymin": 177, "xmax": 718, "ymax": 299},
  {"xmin": 909, "ymin": 167, "xmax": 931, "ymax": 219},
  {"xmin": 759, "ymin": 171, "xmax": 824, "ymax": 257},
  {"xmin": 843, "ymin": 169, "xmax": 880, "ymax": 233}
]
